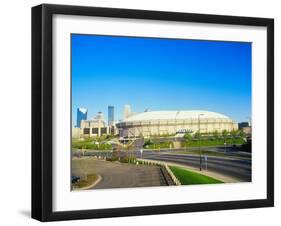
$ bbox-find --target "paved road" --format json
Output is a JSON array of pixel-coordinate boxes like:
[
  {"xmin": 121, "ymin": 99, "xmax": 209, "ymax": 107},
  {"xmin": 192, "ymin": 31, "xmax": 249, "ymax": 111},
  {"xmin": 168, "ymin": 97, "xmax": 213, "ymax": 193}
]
[
  {"xmin": 73, "ymin": 146, "xmax": 252, "ymax": 182},
  {"xmin": 142, "ymin": 152, "xmax": 251, "ymax": 181},
  {"xmin": 72, "ymin": 158, "xmax": 169, "ymax": 189}
]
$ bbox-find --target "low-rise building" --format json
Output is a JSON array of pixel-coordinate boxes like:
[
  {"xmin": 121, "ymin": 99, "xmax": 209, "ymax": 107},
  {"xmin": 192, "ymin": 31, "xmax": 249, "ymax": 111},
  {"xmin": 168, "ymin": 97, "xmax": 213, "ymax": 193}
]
[{"xmin": 76, "ymin": 112, "xmax": 118, "ymax": 137}]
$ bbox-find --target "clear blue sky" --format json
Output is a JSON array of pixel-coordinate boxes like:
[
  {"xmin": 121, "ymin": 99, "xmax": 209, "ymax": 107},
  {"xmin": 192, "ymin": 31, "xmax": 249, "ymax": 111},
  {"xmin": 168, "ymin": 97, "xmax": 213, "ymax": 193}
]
[{"xmin": 72, "ymin": 34, "xmax": 251, "ymax": 125}]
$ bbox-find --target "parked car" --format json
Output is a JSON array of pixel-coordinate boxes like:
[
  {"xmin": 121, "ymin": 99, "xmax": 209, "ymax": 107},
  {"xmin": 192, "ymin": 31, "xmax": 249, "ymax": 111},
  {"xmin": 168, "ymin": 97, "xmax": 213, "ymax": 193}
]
[{"xmin": 71, "ymin": 175, "xmax": 80, "ymax": 183}]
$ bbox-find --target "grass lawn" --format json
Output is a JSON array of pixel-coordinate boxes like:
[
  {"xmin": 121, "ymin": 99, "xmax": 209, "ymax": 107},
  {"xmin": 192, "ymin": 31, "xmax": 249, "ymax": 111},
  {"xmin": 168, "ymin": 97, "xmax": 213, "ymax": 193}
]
[
  {"xmin": 182, "ymin": 137, "xmax": 245, "ymax": 147},
  {"xmin": 143, "ymin": 140, "xmax": 174, "ymax": 149},
  {"xmin": 143, "ymin": 137, "xmax": 245, "ymax": 150},
  {"xmin": 72, "ymin": 138, "xmax": 112, "ymax": 150},
  {"xmin": 173, "ymin": 150, "xmax": 228, "ymax": 157},
  {"xmin": 169, "ymin": 166, "xmax": 223, "ymax": 185}
]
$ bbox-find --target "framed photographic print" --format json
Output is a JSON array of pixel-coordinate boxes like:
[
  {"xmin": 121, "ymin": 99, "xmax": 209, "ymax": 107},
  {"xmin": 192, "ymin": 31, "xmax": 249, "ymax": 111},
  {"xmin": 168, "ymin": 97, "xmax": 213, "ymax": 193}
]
[{"xmin": 32, "ymin": 4, "xmax": 274, "ymax": 221}]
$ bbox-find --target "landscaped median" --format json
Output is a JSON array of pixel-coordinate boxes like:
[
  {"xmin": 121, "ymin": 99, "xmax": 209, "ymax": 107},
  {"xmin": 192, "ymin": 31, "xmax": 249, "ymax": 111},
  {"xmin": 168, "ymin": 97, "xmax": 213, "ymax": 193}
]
[
  {"xmin": 168, "ymin": 166, "xmax": 223, "ymax": 185},
  {"xmin": 136, "ymin": 159, "xmax": 223, "ymax": 186}
]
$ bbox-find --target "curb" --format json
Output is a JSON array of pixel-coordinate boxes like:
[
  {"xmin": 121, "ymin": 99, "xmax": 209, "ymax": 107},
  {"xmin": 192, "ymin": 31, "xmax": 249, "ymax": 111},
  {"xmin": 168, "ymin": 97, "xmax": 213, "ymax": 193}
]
[
  {"xmin": 163, "ymin": 162, "xmax": 239, "ymax": 183},
  {"xmin": 165, "ymin": 164, "xmax": 181, "ymax": 185},
  {"xmin": 73, "ymin": 174, "xmax": 102, "ymax": 191}
]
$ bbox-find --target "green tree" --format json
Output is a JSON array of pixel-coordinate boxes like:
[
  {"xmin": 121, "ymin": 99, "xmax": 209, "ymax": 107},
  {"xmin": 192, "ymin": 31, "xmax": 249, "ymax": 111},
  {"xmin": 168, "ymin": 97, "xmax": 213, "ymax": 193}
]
[
  {"xmin": 222, "ymin": 130, "xmax": 228, "ymax": 138},
  {"xmin": 194, "ymin": 131, "xmax": 200, "ymax": 139},
  {"xmin": 212, "ymin": 130, "xmax": 219, "ymax": 139},
  {"xmin": 143, "ymin": 139, "xmax": 153, "ymax": 148},
  {"xmin": 230, "ymin": 129, "xmax": 238, "ymax": 137},
  {"xmin": 238, "ymin": 129, "xmax": 246, "ymax": 138},
  {"xmin": 184, "ymin": 133, "xmax": 192, "ymax": 140}
]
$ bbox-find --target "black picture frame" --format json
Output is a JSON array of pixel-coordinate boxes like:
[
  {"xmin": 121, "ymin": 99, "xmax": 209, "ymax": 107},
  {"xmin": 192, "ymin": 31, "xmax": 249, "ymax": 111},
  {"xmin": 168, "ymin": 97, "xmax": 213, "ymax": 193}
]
[{"xmin": 32, "ymin": 4, "xmax": 274, "ymax": 222}]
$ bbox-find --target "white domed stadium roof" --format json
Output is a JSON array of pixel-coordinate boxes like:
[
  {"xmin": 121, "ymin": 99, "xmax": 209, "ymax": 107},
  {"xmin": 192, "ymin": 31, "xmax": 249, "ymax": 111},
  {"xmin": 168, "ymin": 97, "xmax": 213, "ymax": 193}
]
[{"xmin": 123, "ymin": 110, "xmax": 231, "ymax": 122}]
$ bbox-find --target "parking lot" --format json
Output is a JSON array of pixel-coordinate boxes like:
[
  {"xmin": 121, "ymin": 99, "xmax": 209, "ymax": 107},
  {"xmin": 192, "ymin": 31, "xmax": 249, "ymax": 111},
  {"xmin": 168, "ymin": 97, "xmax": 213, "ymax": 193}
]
[{"xmin": 72, "ymin": 157, "xmax": 169, "ymax": 189}]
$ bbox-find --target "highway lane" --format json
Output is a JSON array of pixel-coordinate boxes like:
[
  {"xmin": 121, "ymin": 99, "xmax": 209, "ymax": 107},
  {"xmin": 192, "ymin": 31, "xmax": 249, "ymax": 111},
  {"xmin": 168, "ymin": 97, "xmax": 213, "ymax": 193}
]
[
  {"xmin": 143, "ymin": 152, "xmax": 251, "ymax": 168},
  {"xmin": 142, "ymin": 152, "xmax": 251, "ymax": 181}
]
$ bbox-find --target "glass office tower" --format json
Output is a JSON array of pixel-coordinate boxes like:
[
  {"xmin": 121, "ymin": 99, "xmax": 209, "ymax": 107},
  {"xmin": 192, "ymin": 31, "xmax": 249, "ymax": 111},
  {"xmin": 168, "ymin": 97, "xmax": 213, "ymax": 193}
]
[
  {"xmin": 77, "ymin": 107, "xmax": 87, "ymax": 127},
  {"xmin": 108, "ymin": 106, "xmax": 114, "ymax": 126}
]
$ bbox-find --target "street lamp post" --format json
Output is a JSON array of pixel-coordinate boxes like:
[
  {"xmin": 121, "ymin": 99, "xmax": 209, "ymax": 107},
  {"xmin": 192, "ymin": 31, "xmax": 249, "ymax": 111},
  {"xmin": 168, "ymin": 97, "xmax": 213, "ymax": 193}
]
[
  {"xmin": 140, "ymin": 148, "xmax": 143, "ymax": 159},
  {"xmin": 198, "ymin": 114, "xmax": 204, "ymax": 171}
]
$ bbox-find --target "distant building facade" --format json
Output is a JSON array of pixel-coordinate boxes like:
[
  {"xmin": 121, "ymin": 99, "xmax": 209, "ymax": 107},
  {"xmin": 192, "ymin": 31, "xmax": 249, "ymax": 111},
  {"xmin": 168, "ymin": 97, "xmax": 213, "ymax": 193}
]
[
  {"xmin": 76, "ymin": 108, "xmax": 87, "ymax": 127},
  {"xmin": 74, "ymin": 109, "xmax": 239, "ymax": 138},
  {"xmin": 242, "ymin": 126, "xmax": 252, "ymax": 134},
  {"xmin": 72, "ymin": 127, "xmax": 80, "ymax": 139},
  {"xmin": 116, "ymin": 110, "xmax": 238, "ymax": 138},
  {"xmin": 108, "ymin": 106, "xmax": 114, "ymax": 126},
  {"xmin": 238, "ymin": 121, "xmax": 252, "ymax": 135},
  {"xmin": 78, "ymin": 111, "xmax": 118, "ymax": 137},
  {"xmin": 80, "ymin": 112, "xmax": 107, "ymax": 137},
  {"xmin": 238, "ymin": 122, "xmax": 250, "ymax": 130}
]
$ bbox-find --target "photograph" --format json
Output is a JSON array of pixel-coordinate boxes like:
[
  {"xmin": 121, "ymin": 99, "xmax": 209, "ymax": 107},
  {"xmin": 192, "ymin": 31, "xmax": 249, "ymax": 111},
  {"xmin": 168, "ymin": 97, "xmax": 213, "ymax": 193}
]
[
  {"xmin": 30, "ymin": 3, "xmax": 274, "ymax": 222},
  {"xmin": 71, "ymin": 34, "xmax": 252, "ymax": 190}
]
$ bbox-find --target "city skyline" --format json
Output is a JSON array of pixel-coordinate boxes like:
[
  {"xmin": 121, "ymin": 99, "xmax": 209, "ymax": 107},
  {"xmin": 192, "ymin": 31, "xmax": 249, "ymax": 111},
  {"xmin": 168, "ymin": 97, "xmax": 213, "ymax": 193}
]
[
  {"xmin": 75, "ymin": 104, "xmax": 250, "ymax": 125},
  {"xmin": 72, "ymin": 34, "xmax": 252, "ymax": 125}
]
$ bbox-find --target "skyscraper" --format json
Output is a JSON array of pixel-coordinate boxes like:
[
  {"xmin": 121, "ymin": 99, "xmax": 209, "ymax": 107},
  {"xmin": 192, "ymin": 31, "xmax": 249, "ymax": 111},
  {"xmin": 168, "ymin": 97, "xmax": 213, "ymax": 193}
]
[
  {"xmin": 76, "ymin": 107, "xmax": 87, "ymax": 128},
  {"xmin": 108, "ymin": 106, "xmax": 114, "ymax": 126},
  {"xmin": 123, "ymin": 105, "xmax": 131, "ymax": 120}
]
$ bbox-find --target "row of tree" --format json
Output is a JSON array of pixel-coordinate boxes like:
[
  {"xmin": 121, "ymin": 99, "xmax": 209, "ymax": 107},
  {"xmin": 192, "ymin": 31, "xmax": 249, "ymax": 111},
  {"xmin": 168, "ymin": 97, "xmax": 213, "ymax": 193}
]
[{"xmin": 184, "ymin": 129, "xmax": 246, "ymax": 140}]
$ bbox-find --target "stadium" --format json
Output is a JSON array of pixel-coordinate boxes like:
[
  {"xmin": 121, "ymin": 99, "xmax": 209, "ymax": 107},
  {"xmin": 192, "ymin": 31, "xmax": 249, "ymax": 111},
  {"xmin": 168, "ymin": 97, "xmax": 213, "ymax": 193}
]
[{"xmin": 116, "ymin": 110, "xmax": 238, "ymax": 138}]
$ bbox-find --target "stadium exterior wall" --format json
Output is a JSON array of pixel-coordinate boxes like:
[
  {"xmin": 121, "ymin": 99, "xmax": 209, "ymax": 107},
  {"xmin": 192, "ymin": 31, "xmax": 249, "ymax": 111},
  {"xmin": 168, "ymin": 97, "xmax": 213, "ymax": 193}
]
[{"xmin": 116, "ymin": 111, "xmax": 238, "ymax": 138}]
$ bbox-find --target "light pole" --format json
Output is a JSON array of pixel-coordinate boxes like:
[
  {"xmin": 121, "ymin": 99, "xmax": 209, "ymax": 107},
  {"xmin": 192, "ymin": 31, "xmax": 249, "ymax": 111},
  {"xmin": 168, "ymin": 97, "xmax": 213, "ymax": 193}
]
[
  {"xmin": 198, "ymin": 113, "xmax": 204, "ymax": 171},
  {"xmin": 140, "ymin": 148, "xmax": 143, "ymax": 159}
]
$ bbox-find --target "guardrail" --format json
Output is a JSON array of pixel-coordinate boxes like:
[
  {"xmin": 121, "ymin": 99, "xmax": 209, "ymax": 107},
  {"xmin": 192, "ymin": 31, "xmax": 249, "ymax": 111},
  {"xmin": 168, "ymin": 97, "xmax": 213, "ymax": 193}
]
[{"xmin": 164, "ymin": 164, "xmax": 181, "ymax": 185}]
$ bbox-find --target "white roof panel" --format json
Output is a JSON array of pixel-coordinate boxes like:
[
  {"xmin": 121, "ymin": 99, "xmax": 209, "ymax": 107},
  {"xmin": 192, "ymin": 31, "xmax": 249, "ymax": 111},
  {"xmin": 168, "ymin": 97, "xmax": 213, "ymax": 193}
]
[{"xmin": 123, "ymin": 110, "xmax": 231, "ymax": 122}]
